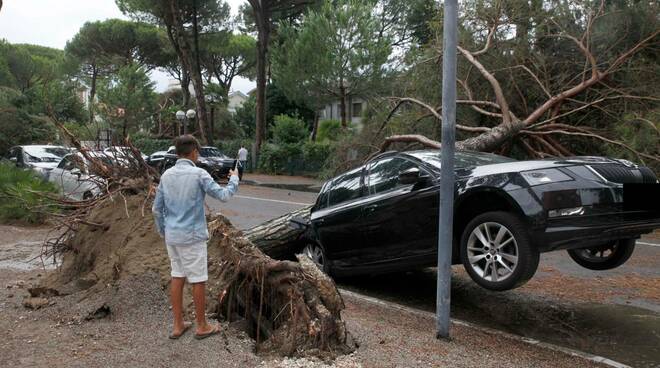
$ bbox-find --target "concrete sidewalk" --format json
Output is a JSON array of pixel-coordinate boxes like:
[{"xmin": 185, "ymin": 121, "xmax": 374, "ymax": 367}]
[{"xmin": 241, "ymin": 173, "xmax": 324, "ymax": 193}]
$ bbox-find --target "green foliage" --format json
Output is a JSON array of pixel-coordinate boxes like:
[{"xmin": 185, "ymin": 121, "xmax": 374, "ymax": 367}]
[
  {"xmin": 200, "ymin": 32, "xmax": 256, "ymax": 97},
  {"xmin": 216, "ymin": 138, "xmax": 253, "ymax": 159},
  {"xmin": 0, "ymin": 109, "xmax": 57, "ymax": 156},
  {"xmin": 0, "ymin": 163, "xmax": 57, "ymax": 224},
  {"xmin": 272, "ymin": 115, "xmax": 309, "ymax": 145},
  {"xmin": 302, "ymin": 141, "xmax": 333, "ymax": 173},
  {"xmin": 316, "ymin": 120, "xmax": 343, "ymax": 142},
  {"xmin": 98, "ymin": 63, "xmax": 156, "ymax": 137},
  {"xmin": 257, "ymin": 140, "xmax": 335, "ymax": 176},
  {"xmin": 266, "ymin": 83, "xmax": 315, "ymax": 130},
  {"xmin": 272, "ymin": 0, "xmax": 391, "ymax": 125},
  {"xmin": 231, "ymin": 94, "xmax": 256, "ymax": 138},
  {"xmin": 132, "ymin": 134, "xmax": 172, "ymax": 155}
]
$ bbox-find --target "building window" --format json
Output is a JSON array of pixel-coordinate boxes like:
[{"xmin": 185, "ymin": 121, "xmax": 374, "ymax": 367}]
[{"xmin": 352, "ymin": 102, "xmax": 363, "ymax": 118}]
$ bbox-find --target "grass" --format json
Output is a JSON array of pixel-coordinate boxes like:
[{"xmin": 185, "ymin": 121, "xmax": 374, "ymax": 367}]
[{"xmin": 0, "ymin": 162, "xmax": 58, "ymax": 224}]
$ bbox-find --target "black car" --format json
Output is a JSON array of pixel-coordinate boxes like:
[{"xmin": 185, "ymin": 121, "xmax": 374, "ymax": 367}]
[
  {"xmin": 303, "ymin": 150, "xmax": 660, "ymax": 291},
  {"xmin": 159, "ymin": 146, "xmax": 238, "ymax": 180}
]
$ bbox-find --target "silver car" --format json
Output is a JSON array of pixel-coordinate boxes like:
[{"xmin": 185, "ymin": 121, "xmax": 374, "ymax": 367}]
[{"xmin": 48, "ymin": 152, "xmax": 111, "ymax": 201}]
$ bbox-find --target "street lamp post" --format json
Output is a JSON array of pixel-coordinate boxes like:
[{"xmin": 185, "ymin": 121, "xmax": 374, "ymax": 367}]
[
  {"xmin": 436, "ymin": 0, "xmax": 458, "ymax": 339},
  {"xmin": 176, "ymin": 109, "xmax": 197, "ymax": 135}
]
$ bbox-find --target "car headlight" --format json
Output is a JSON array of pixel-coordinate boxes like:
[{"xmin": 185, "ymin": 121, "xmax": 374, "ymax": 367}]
[{"xmin": 520, "ymin": 169, "xmax": 572, "ymax": 186}]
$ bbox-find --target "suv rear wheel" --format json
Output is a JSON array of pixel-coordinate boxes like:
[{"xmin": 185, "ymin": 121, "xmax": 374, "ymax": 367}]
[
  {"xmin": 460, "ymin": 211, "xmax": 539, "ymax": 291},
  {"xmin": 567, "ymin": 239, "xmax": 635, "ymax": 270}
]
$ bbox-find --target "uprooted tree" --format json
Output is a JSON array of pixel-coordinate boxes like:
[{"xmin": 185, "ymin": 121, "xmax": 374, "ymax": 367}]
[
  {"xmin": 37, "ymin": 114, "xmax": 354, "ymax": 357},
  {"xmin": 377, "ymin": 0, "xmax": 659, "ymax": 164}
]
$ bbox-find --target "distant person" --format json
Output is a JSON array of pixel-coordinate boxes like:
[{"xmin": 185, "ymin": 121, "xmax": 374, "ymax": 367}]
[
  {"xmin": 152, "ymin": 135, "xmax": 239, "ymax": 340},
  {"xmin": 237, "ymin": 145, "xmax": 248, "ymax": 180}
]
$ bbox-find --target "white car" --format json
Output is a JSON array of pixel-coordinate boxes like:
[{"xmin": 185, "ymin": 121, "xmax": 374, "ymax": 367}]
[
  {"xmin": 48, "ymin": 152, "xmax": 111, "ymax": 201},
  {"xmin": 7, "ymin": 145, "xmax": 74, "ymax": 179},
  {"xmin": 103, "ymin": 146, "xmax": 147, "ymax": 162}
]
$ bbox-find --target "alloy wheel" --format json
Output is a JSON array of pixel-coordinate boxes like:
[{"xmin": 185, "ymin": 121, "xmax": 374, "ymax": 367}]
[
  {"xmin": 302, "ymin": 244, "xmax": 324, "ymax": 269},
  {"xmin": 466, "ymin": 222, "xmax": 519, "ymax": 282}
]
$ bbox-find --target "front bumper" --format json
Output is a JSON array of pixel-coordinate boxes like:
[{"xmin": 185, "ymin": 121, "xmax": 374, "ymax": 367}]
[{"xmin": 535, "ymin": 210, "xmax": 660, "ymax": 251}]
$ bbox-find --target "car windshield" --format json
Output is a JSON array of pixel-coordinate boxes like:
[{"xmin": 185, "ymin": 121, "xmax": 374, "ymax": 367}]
[
  {"xmin": 200, "ymin": 147, "xmax": 228, "ymax": 158},
  {"xmin": 24, "ymin": 146, "xmax": 71, "ymax": 163},
  {"xmin": 410, "ymin": 151, "xmax": 516, "ymax": 169}
]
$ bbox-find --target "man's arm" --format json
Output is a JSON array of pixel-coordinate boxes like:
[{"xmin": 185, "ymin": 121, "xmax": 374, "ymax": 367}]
[
  {"xmin": 152, "ymin": 182, "xmax": 166, "ymax": 237},
  {"xmin": 200, "ymin": 170, "xmax": 239, "ymax": 202}
]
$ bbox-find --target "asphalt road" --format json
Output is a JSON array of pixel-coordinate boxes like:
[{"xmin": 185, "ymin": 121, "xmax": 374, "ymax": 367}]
[{"xmin": 211, "ymin": 184, "xmax": 660, "ymax": 367}]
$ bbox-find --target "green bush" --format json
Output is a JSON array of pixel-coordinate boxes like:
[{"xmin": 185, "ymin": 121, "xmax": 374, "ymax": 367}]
[
  {"xmin": 272, "ymin": 114, "xmax": 309, "ymax": 144},
  {"xmin": 132, "ymin": 135, "xmax": 173, "ymax": 155},
  {"xmin": 302, "ymin": 141, "xmax": 333, "ymax": 172},
  {"xmin": 0, "ymin": 163, "xmax": 57, "ymax": 224},
  {"xmin": 0, "ymin": 108, "xmax": 57, "ymax": 156},
  {"xmin": 216, "ymin": 138, "xmax": 253, "ymax": 158},
  {"xmin": 316, "ymin": 119, "xmax": 343, "ymax": 142}
]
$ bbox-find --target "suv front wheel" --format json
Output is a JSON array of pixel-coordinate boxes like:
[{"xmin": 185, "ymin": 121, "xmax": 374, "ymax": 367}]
[{"xmin": 460, "ymin": 211, "xmax": 539, "ymax": 291}]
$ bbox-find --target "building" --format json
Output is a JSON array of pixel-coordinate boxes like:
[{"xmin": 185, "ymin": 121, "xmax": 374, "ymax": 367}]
[
  {"xmin": 227, "ymin": 91, "xmax": 248, "ymax": 114},
  {"xmin": 319, "ymin": 96, "xmax": 366, "ymax": 126}
]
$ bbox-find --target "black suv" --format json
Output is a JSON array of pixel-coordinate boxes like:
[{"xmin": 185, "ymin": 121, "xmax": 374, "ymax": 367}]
[
  {"xmin": 303, "ymin": 150, "xmax": 660, "ymax": 291},
  {"xmin": 159, "ymin": 146, "xmax": 238, "ymax": 180}
]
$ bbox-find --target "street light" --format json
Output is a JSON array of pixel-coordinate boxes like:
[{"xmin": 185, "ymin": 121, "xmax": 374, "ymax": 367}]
[{"xmin": 175, "ymin": 109, "xmax": 197, "ymax": 135}]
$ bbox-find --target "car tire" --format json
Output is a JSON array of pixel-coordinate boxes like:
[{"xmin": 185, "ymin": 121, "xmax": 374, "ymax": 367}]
[
  {"xmin": 301, "ymin": 242, "xmax": 330, "ymax": 274},
  {"xmin": 460, "ymin": 211, "xmax": 539, "ymax": 291},
  {"xmin": 567, "ymin": 239, "xmax": 635, "ymax": 271}
]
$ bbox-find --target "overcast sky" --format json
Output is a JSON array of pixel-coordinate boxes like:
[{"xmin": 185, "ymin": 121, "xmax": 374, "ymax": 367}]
[{"xmin": 0, "ymin": 0, "xmax": 255, "ymax": 93}]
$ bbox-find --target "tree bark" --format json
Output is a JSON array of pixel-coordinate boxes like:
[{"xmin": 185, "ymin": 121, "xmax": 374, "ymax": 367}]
[
  {"xmin": 88, "ymin": 65, "xmax": 98, "ymax": 126},
  {"xmin": 311, "ymin": 111, "xmax": 319, "ymax": 141},
  {"xmin": 246, "ymin": 205, "xmax": 312, "ymax": 260},
  {"xmin": 181, "ymin": 67, "xmax": 191, "ymax": 108},
  {"xmin": 339, "ymin": 85, "xmax": 348, "ymax": 128},
  {"xmin": 254, "ymin": 28, "xmax": 270, "ymax": 158}
]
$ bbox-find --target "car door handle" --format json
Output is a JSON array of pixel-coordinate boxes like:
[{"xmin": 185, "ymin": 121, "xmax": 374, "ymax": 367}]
[{"xmin": 364, "ymin": 204, "xmax": 378, "ymax": 213}]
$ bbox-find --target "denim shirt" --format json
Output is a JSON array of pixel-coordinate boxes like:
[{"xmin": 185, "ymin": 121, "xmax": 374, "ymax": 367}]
[{"xmin": 152, "ymin": 158, "xmax": 239, "ymax": 246}]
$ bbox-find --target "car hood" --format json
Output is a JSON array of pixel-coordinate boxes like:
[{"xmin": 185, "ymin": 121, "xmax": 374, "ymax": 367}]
[
  {"xmin": 29, "ymin": 162, "xmax": 59, "ymax": 170},
  {"xmin": 463, "ymin": 156, "xmax": 629, "ymax": 177}
]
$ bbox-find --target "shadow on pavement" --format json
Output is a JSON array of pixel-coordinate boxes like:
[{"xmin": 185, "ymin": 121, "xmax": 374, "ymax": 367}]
[{"xmin": 339, "ymin": 268, "xmax": 660, "ymax": 368}]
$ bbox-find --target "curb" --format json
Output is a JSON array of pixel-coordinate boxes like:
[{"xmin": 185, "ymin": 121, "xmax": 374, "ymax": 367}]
[
  {"xmin": 338, "ymin": 289, "xmax": 631, "ymax": 368},
  {"xmin": 240, "ymin": 180, "xmax": 321, "ymax": 193}
]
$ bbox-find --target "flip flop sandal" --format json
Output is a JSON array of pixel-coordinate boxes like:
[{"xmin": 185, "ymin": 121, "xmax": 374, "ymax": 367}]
[
  {"xmin": 169, "ymin": 323, "xmax": 192, "ymax": 340},
  {"xmin": 194, "ymin": 325, "xmax": 221, "ymax": 340}
]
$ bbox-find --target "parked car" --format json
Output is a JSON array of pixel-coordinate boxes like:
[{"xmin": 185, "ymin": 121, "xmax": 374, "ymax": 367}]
[
  {"xmin": 160, "ymin": 146, "xmax": 239, "ymax": 180},
  {"xmin": 103, "ymin": 146, "xmax": 147, "ymax": 165},
  {"xmin": 48, "ymin": 152, "xmax": 114, "ymax": 201},
  {"xmin": 302, "ymin": 150, "xmax": 660, "ymax": 291},
  {"xmin": 145, "ymin": 150, "xmax": 168, "ymax": 169},
  {"xmin": 6, "ymin": 145, "xmax": 73, "ymax": 178}
]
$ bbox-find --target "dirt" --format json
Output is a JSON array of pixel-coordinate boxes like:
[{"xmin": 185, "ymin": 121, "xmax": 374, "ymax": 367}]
[{"xmin": 0, "ymin": 200, "xmax": 614, "ymax": 368}]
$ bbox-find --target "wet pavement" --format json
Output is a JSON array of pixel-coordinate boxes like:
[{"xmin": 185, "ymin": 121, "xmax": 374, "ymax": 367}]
[{"xmin": 214, "ymin": 184, "xmax": 660, "ymax": 368}]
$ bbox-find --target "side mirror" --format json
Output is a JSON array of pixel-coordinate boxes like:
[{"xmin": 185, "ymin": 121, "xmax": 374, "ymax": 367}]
[
  {"xmin": 70, "ymin": 168, "xmax": 82, "ymax": 177},
  {"xmin": 399, "ymin": 168, "xmax": 431, "ymax": 189}
]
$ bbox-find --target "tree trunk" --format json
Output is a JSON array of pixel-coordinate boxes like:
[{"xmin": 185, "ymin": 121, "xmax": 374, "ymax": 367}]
[
  {"xmin": 339, "ymin": 85, "xmax": 347, "ymax": 128},
  {"xmin": 89, "ymin": 66, "xmax": 98, "ymax": 126},
  {"xmin": 246, "ymin": 205, "xmax": 312, "ymax": 260},
  {"xmin": 254, "ymin": 26, "xmax": 270, "ymax": 160},
  {"xmin": 181, "ymin": 68, "xmax": 191, "ymax": 108},
  {"xmin": 311, "ymin": 111, "xmax": 319, "ymax": 141}
]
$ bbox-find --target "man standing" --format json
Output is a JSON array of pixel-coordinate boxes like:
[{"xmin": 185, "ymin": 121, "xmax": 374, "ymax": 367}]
[
  {"xmin": 237, "ymin": 145, "xmax": 248, "ymax": 180},
  {"xmin": 152, "ymin": 135, "xmax": 239, "ymax": 340}
]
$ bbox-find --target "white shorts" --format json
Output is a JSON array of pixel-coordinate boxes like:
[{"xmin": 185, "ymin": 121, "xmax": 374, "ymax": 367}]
[{"xmin": 166, "ymin": 242, "xmax": 208, "ymax": 283}]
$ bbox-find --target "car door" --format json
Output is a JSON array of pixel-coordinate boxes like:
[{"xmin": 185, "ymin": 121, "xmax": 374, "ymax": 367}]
[
  {"xmin": 49, "ymin": 155, "xmax": 73, "ymax": 197},
  {"xmin": 60, "ymin": 155, "xmax": 86, "ymax": 200},
  {"xmin": 360, "ymin": 156, "xmax": 438, "ymax": 266},
  {"xmin": 310, "ymin": 166, "xmax": 366, "ymax": 267}
]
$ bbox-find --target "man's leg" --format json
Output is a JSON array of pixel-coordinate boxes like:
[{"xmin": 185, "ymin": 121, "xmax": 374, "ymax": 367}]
[
  {"xmin": 170, "ymin": 277, "xmax": 186, "ymax": 334},
  {"xmin": 192, "ymin": 281, "xmax": 216, "ymax": 334}
]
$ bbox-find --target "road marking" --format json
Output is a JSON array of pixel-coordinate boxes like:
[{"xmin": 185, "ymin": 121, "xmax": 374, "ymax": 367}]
[
  {"xmin": 234, "ymin": 195, "xmax": 312, "ymax": 207},
  {"xmin": 637, "ymin": 241, "xmax": 660, "ymax": 248}
]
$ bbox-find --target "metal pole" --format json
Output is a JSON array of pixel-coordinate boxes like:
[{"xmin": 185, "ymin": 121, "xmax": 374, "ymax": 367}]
[{"xmin": 436, "ymin": 0, "xmax": 458, "ymax": 339}]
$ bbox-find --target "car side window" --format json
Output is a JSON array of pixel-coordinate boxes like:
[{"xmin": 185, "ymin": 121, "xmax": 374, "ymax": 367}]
[
  {"xmin": 327, "ymin": 167, "xmax": 364, "ymax": 207},
  {"xmin": 366, "ymin": 157, "xmax": 418, "ymax": 195}
]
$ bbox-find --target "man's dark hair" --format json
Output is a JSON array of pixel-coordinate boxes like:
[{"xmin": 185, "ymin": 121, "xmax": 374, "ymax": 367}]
[{"xmin": 174, "ymin": 135, "xmax": 200, "ymax": 156}]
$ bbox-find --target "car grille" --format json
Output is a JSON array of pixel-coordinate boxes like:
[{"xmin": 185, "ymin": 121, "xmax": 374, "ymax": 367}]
[{"xmin": 590, "ymin": 164, "xmax": 658, "ymax": 184}]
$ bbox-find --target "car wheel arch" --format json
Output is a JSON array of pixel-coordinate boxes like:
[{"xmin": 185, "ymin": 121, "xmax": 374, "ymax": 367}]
[{"xmin": 453, "ymin": 188, "xmax": 527, "ymax": 259}]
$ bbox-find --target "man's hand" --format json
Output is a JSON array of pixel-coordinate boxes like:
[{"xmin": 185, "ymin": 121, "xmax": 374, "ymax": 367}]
[{"xmin": 228, "ymin": 169, "xmax": 238, "ymax": 179}]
